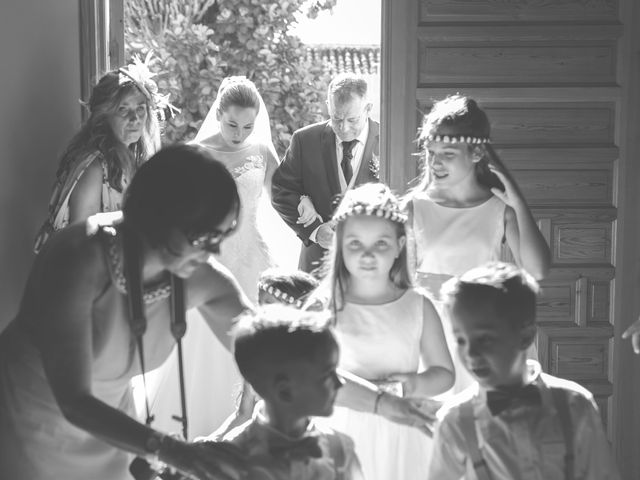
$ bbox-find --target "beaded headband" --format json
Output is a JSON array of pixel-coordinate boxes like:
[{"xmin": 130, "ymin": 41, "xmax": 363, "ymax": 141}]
[
  {"xmin": 423, "ymin": 133, "xmax": 490, "ymax": 145},
  {"xmin": 258, "ymin": 283, "xmax": 304, "ymax": 308},
  {"xmin": 333, "ymin": 204, "xmax": 408, "ymax": 224}
]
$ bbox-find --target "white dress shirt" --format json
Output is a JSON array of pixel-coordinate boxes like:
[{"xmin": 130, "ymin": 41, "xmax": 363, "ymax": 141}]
[
  {"xmin": 335, "ymin": 120, "xmax": 370, "ymax": 192},
  {"xmin": 428, "ymin": 360, "xmax": 620, "ymax": 480}
]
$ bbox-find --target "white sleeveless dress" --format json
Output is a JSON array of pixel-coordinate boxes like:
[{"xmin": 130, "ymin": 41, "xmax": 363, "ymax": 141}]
[
  {"xmin": 411, "ymin": 193, "xmax": 506, "ymax": 289},
  {"xmin": 411, "ymin": 193, "xmax": 516, "ymax": 395},
  {"xmin": 149, "ymin": 142, "xmax": 281, "ymax": 439},
  {"xmin": 318, "ymin": 290, "xmax": 434, "ymax": 480}
]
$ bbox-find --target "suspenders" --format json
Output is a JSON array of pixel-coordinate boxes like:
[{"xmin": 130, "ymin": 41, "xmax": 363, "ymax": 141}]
[
  {"xmin": 460, "ymin": 402, "xmax": 494, "ymax": 480},
  {"xmin": 459, "ymin": 388, "xmax": 574, "ymax": 480}
]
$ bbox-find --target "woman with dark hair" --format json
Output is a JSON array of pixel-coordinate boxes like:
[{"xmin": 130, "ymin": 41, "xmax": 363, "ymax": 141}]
[
  {"xmin": 0, "ymin": 144, "xmax": 249, "ymax": 479},
  {"xmin": 33, "ymin": 56, "xmax": 170, "ymax": 253}
]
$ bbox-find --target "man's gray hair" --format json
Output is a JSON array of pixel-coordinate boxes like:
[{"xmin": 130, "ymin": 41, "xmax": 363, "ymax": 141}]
[{"xmin": 328, "ymin": 73, "xmax": 369, "ymax": 104}]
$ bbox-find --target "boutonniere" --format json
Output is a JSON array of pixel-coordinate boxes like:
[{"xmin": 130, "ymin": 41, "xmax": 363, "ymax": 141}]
[{"xmin": 369, "ymin": 138, "xmax": 380, "ymax": 180}]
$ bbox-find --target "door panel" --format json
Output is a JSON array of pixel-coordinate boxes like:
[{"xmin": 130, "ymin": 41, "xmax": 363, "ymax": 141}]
[{"xmin": 383, "ymin": 1, "xmax": 639, "ymax": 475}]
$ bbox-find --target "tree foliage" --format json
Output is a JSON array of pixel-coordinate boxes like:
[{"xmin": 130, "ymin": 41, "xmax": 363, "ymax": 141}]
[{"xmin": 125, "ymin": 0, "xmax": 336, "ymax": 155}]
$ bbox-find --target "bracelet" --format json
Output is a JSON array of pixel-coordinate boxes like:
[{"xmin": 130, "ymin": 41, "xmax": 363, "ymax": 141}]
[
  {"xmin": 373, "ymin": 389, "xmax": 386, "ymax": 414},
  {"xmin": 144, "ymin": 430, "xmax": 167, "ymax": 461}
]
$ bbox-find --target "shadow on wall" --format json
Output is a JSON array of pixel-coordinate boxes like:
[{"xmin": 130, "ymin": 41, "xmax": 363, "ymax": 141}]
[{"xmin": 0, "ymin": 0, "xmax": 81, "ymax": 332}]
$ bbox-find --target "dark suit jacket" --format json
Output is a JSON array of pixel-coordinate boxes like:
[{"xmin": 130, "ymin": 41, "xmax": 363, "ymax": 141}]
[{"xmin": 271, "ymin": 118, "xmax": 380, "ymax": 274}]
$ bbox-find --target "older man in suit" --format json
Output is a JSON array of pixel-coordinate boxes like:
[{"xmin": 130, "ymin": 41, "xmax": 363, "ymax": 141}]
[{"xmin": 271, "ymin": 73, "xmax": 380, "ymax": 274}]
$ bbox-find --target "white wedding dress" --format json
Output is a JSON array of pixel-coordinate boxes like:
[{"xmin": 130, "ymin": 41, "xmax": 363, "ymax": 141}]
[
  {"xmin": 208, "ymin": 142, "xmax": 277, "ymax": 301},
  {"xmin": 136, "ymin": 77, "xmax": 299, "ymax": 439},
  {"xmin": 142, "ymin": 141, "xmax": 299, "ymax": 439}
]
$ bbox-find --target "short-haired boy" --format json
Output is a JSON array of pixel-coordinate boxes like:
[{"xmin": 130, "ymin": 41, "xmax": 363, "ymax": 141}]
[
  {"xmin": 222, "ymin": 304, "xmax": 364, "ymax": 480},
  {"xmin": 428, "ymin": 262, "xmax": 620, "ymax": 480}
]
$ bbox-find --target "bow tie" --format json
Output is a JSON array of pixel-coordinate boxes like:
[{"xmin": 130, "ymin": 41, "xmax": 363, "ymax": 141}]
[
  {"xmin": 486, "ymin": 384, "xmax": 542, "ymax": 416},
  {"xmin": 268, "ymin": 435, "xmax": 323, "ymax": 462}
]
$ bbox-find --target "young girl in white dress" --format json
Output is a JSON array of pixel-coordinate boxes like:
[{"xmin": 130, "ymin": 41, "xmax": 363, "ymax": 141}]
[
  {"xmin": 148, "ymin": 77, "xmax": 296, "ymax": 439},
  {"xmin": 405, "ymin": 94, "xmax": 551, "ymax": 393},
  {"xmin": 316, "ymin": 183, "xmax": 455, "ymax": 480}
]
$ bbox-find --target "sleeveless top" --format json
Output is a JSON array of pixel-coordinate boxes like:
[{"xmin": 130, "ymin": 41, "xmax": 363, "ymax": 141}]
[
  {"xmin": 0, "ymin": 230, "xmax": 176, "ymax": 479},
  {"xmin": 412, "ymin": 193, "xmax": 506, "ymax": 277},
  {"xmin": 335, "ymin": 290, "xmax": 424, "ymax": 380},
  {"xmin": 34, "ymin": 151, "xmax": 127, "ymax": 253}
]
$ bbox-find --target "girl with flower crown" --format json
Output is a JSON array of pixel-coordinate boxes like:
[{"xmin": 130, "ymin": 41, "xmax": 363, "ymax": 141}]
[
  {"xmin": 312, "ymin": 182, "xmax": 454, "ymax": 480},
  {"xmin": 33, "ymin": 55, "xmax": 168, "ymax": 253},
  {"xmin": 405, "ymin": 94, "xmax": 551, "ymax": 393}
]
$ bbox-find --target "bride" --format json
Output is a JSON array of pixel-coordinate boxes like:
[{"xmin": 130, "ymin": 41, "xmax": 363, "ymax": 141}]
[
  {"xmin": 146, "ymin": 77, "xmax": 297, "ymax": 438},
  {"xmin": 194, "ymin": 76, "xmax": 282, "ymax": 297}
]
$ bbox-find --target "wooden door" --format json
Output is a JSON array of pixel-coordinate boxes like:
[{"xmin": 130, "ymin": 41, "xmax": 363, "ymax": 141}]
[{"xmin": 382, "ymin": 0, "xmax": 640, "ymax": 477}]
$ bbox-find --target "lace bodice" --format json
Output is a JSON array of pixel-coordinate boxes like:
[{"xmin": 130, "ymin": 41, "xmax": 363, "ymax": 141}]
[{"xmin": 195, "ymin": 142, "xmax": 275, "ymax": 303}]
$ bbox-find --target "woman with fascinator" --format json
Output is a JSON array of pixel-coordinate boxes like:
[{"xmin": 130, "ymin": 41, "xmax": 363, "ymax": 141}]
[
  {"xmin": 33, "ymin": 55, "xmax": 172, "ymax": 253},
  {"xmin": 149, "ymin": 77, "xmax": 294, "ymax": 439}
]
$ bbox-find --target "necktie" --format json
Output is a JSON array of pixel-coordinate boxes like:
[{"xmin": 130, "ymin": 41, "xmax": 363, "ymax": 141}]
[
  {"xmin": 486, "ymin": 384, "xmax": 542, "ymax": 416},
  {"xmin": 341, "ymin": 140, "xmax": 358, "ymax": 185},
  {"xmin": 269, "ymin": 435, "xmax": 323, "ymax": 462}
]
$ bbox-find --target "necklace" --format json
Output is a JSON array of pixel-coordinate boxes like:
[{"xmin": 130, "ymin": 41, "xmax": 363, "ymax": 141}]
[{"xmin": 106, "ymin": 233, "xmax": 172, "ymax": 304}]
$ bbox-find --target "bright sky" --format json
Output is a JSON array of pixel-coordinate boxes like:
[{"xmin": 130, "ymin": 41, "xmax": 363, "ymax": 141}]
[{"xmin": 290, "ymin": 0, "xmax": 381, "ymax": 45}]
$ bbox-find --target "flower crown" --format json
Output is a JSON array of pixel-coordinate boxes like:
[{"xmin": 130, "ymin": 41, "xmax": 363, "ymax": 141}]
[
  {"xmin": 423, "ymin": 133, "xmax": 491, "ymax": 145},
  {"xmin": 333, "ymin": 202, "xmax": 408, "ymax": 224},
  {"xmin": 258, "ymin": 283, "xmax": 305, "ymax": 308},
  {"xmin": 118, "ymin": 52, "xmax": 179, "ymax": 118}
]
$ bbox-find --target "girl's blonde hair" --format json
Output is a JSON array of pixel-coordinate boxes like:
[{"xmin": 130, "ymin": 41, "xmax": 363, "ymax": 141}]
[{"xmin": 316, "ymin": 183, "xmax": 412, "ymax": 314}]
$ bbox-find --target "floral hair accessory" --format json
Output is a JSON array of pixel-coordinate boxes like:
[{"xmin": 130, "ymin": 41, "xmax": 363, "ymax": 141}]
[
  {"xmin": 258, "ymin": 283, "xmax": 304, "ymax": 308},
  {"xmin": 332, "ymin": 183, "xmax": 408, "ymax": 225},
  {"xmin": 118, "ymin": 52, "xmax": 179, "ymax": 119},
  {"xmin": 333, "ymin": 204, "xmax": 408, "ymax": 224},
  {"xmin": 423, "ymin": 133, "xmax": 490, "ymax": 145}
]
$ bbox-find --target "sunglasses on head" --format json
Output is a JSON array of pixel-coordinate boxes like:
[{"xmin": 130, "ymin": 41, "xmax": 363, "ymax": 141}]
[{"xmin": 185, "ymin": 219, "xmax": 238, "ymax": 253}]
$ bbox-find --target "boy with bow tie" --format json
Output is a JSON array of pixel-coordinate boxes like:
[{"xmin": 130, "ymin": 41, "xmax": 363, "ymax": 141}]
[
  {"xmin": 210, "ymin": 304, "xmax": 364, "ymax": 480},
  {"xmin": 428, "ymin": 262, "xmax": 619, "ymax": 480}
]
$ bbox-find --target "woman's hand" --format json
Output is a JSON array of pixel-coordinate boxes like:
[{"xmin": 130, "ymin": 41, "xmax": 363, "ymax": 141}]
[
  {"xmin": 488, "ymin": 164, "xmax": 525, "ymax": 209},
  {"xmin": 297, "ymin": 196, "xmax": 322, "ymax": 227},
  {"xmin": 376, "ymin": 393, "xmax": 436, "ymax": 437},
  {"xmin": 160, "ymin": 437, "xmax": 246, "ymax": 480},
  {"xmin": 623, "ymin": 317, "xmax": 640, "ymax": 354}
]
